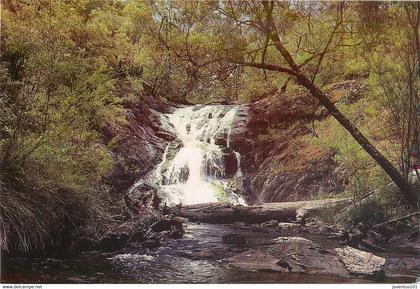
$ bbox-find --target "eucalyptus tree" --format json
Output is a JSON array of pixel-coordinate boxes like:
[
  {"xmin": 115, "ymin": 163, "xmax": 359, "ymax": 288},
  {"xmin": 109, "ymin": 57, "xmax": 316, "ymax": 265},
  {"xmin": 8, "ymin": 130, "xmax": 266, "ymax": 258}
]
[
  {"xmin": 224, "ymin": 0, "xmax": 419, "ymax": 207},
  {"xmin": 173, "ymin": 0, "xmax": 418, "ymax": 207}
]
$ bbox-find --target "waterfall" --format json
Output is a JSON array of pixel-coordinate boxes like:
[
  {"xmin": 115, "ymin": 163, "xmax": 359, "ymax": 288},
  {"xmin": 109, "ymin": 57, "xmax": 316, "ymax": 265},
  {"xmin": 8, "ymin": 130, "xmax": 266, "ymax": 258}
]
[{"xmin": 147, "ymin": 104, "xmax": 246, "ymax": 206}]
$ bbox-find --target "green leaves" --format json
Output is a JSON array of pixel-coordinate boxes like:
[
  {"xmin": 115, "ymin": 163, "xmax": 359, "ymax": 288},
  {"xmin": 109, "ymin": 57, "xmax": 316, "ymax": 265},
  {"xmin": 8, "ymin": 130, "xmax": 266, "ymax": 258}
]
[{"xmin": 0, "ymin": 0, "xmax": 132, "ymax": 188}]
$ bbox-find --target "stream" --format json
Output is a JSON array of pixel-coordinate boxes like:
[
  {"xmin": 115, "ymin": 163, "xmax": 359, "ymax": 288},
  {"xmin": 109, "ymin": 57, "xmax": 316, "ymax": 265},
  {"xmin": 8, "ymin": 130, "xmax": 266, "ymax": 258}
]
[
  {"xmin": 2, "ymin": 222, "xmax": 417, "ymax": 283},
  {"xmin": 2, "ymin": 105, "xmax": 419, "ymax": 283}
]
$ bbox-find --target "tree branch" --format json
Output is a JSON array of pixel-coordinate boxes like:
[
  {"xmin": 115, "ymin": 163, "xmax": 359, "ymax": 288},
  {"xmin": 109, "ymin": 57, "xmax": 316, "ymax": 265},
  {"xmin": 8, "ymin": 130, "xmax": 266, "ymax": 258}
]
[{"xmin": 230, "ymin": 61, "xmax": 297, "ymax": 76}]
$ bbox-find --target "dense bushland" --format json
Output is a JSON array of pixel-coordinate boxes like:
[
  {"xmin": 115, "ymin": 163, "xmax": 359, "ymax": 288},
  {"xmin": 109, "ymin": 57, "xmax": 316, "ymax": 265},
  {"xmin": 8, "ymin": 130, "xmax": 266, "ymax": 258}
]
[{"xmin": 0, "ymin": 0, "xmax": 418, "ymax": 252}]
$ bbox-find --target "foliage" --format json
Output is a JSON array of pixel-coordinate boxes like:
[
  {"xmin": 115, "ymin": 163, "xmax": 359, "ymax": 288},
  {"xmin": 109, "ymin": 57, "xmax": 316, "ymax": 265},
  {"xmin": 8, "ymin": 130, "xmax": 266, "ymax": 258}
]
[
  {"xmin": 1, "ymin": 0, "xmax": 419, "ymax": 251},
  {"xmin": 341, "ymin": 198, "xmax": 387, "ymax": 228},
  {"xmin": 0, "ymin": 0, "xmax": 140, "ymax": 251}
]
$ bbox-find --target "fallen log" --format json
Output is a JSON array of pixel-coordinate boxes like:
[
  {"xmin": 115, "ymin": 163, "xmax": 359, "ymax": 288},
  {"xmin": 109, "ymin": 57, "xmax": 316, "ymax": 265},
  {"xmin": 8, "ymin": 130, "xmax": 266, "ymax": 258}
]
[{"xmin": 174, "ymin": 198, "xmax": 351, "ymax": 224}]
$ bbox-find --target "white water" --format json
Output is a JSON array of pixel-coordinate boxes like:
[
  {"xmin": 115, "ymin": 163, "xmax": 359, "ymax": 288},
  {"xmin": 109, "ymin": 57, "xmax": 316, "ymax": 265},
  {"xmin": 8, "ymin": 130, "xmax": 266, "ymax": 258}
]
[{"xmin": 148, "ymin": 105, "xmax": 246, "ymax": 206}]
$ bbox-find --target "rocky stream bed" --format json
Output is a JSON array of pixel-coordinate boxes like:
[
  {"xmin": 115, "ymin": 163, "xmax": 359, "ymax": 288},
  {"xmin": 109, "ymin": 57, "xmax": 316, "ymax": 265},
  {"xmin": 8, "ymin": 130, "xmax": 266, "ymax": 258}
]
[
  {"xmin": 2, "ymin": 214, "xmax": 419, "ymax": 284},
  {"xmin": 2, "ymin": 83, "xmax": 419, "ymax": 284}
]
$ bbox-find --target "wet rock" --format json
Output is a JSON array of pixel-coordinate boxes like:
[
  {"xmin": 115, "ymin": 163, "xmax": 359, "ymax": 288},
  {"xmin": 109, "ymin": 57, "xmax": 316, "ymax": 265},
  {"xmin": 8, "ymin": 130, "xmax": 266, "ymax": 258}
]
[
  {"xmin": 347, "ymin": 228, "xmax": 364, "ymax": 246},
  {"xmin": 150, "ymin": 218, "xmax": 184, "ymax": 232},
  {"xmin": 296, "ymin": 215, "xmax": 305, "ymax": 225},
  {"xmin": 277, "ymin": 222, "xmax": 302, "ymax": 234},
  {"xmin": 104, "ymin": 90, "xmax": 177, "ymax": 197},
  {"xmin": 150, "ymin": 217, "xmax": 185, "ymax": 239},
  {"xmin": 261, "ymin": 220, "xmax": 279, "ymax": 228},
  {"xmin": 192, "ymin": 104, "xmax": 204, "ymax": 111},
  {"xmin": 165, "ymin": 139, "xmax": 183, "ymax": 160},
  {"xmin": 71, "ymin": 237, "xmax": 98, "ymax": 252},
  {"xmin": 246, "ymin": 118, "xmax": 269, "ymax": 134},
  {"xmin": 125, "ymin": 184, "xmax": 161, "ymax": 217},
  {"xmin": 385, "ymin": 257, "xmax": 420, "ymax": 274},
  {"xmin": 335, "ymin": 246, "xmax": 385, "ymax": 277},
  {"xmin": 319, "ymin": 225, "xmax": 332, "ymax": 235},
  {"xmin": 215, "ymin": 137, "xmax": 228, "ymax": 147},
  {"xmin": 223, "ymin": 148, "xmax": 238, "ymax": 178},
  {"xmin": 100, "ymin": 214, "xmax": 157, "ymax": 251},
  {"xmin": 68, "ymin": 277, "xmax": 85, "ymax": 283},
  {"xmin": 222, "ymin": 233, "xmax": 247, "ymax": 245},
  {"xmin": 271, "ymin": 236, "xmax": 318, "ymax": 247},
  {"xmin": 278, "ymin": 222, "xmax": 300, "ymax": 229},
  {"xmin": 226, "ymin": 240, "xmax": 349, "ymax": 276},
  {"xmin": 233, "ymin": 221, "xmax": 247, "ymax": 228},
  {"xmin": 229, "ymin": 138, "xmax": 253, "ymax": 155},
  {"xmin": 155, "ymin": 131, "xmax": 176, "ymax": 141},
  {"xmin": 358, "ymin": 230, "xmax": 387, "ymax": 252},
  {"xmin": 141, "ymin": 238, "xmax": 160, "ymax": 249}
]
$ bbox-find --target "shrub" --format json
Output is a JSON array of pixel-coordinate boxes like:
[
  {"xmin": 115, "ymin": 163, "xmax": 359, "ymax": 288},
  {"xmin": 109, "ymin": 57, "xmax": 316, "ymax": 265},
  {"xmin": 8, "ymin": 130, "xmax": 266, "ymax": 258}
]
[
  {"xmin": 0, "ymin": 177, "xmax": 117, "ymax": 253},
  {"xmin": 341, "ymin": 198, "xmax": 386, "ymax": 228}
]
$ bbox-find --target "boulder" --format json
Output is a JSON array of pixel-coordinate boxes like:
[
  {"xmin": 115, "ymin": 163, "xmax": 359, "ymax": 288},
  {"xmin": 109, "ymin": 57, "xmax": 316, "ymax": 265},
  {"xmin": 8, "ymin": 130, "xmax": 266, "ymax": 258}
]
[
  {"xmin": 335, "ymin": 246, "xmax": 385, "ymax": 277},
  {"xmin": 70, "ymin": 237, "xmax": 98, "ymax": 252},
  {"xmin": 150, "ymin": 218, "xmax": 182, "ymax": 231},
  {"xmin": 261, "ymin": 220, "xmax": 279, "ymax": 228},
  {"xmin": 271, "ymin": 236, "xmax": 318, "ymax": 247},
  {"xmin": 278, "ymin": 222, "xmax": 300, "ymax": 229},
  {"xmin": 141, "ymin": 238, "xmax": 160, "ymax": 249},
  {"xmin": 68, "ymin": 277, "xmax": 86, "ymax": 283},
  {"xmin": 277, "ymin": 222, "xmax": 303, "ymax": 234},
  {"xmin": 225, "ymin": 239, "xmax": 349, "ymax": 276},
  {"xmin": 124, "ymin": 184, "xmax": 161, "ymax": 217},
  {"xmin": 223, "ymin": 148, "xmax": 238, "ymax": 178},
  {"xmin": 222, "ymin": 233, "xmax": 247, "ymax": 245},
  {"xmin": 100, "ymin": 213, "xmax": 157, "ymax": 251}
]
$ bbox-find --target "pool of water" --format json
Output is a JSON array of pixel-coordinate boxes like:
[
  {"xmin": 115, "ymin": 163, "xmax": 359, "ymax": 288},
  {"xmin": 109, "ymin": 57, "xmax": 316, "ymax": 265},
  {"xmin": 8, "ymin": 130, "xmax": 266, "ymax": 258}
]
[{"xmin": 1, "ymin": 223, "xmax": 418, "ymax": 283}]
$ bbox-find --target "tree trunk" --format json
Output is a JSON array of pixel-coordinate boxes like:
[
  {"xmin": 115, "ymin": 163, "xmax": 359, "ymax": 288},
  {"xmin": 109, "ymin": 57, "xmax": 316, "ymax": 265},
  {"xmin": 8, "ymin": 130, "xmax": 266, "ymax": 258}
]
[
  {"xmin": 295, "ymin": 74, "xmax": 418, "ymax": 208},
  {"xmin": 260, "ymin": 1, "xmax": 418, "ymax": 209},
  {"xmin": 174, "ymin": 198, "xmax": 352, "ymax": 224}
]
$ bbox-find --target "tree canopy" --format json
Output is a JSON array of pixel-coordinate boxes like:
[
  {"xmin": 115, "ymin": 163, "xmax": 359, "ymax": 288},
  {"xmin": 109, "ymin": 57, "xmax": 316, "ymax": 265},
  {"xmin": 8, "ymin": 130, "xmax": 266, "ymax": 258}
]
[{"xmin": 0, "ymin": 0, "xmax": 419, "ymax": 251}]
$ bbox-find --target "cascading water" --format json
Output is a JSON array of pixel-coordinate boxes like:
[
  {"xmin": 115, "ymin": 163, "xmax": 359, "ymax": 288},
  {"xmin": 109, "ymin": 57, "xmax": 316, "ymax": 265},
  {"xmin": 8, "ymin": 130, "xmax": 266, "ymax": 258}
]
[{"xmin": 145, "ymin": 104, "xmax": 246, "ymax": 206}]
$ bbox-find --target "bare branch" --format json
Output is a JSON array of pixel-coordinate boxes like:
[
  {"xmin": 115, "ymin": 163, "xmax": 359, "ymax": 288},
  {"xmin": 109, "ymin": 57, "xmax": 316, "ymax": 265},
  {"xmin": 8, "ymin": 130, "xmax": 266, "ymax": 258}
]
[{"xmin": 230, "ymin": 60, "xmax": 297, "ymax": 76}]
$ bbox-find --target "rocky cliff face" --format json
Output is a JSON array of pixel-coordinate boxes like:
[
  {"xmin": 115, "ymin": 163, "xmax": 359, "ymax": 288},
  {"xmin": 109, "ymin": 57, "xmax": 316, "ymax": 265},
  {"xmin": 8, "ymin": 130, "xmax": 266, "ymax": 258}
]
[
  {"xmin": 106, "ymin": 80, "xmax": 366, "ymax": 204},
  {"xmin": 102, "ymin": 82, "xmax": 179, "ymax": 197},
  {"xmin": 237, "ymin": 92, "xmax": 344, "ymax": 203},
  {"xmin": 230, "ymin": 80, "xmax": 367, "ymax": 203}
]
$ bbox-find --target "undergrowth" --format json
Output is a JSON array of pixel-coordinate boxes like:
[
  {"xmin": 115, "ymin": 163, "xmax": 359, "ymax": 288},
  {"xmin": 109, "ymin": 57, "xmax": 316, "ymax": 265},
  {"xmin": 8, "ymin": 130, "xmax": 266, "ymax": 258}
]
[{"xmin": 0, "ymin": 176, "xmax": 118, "ymax": 253}]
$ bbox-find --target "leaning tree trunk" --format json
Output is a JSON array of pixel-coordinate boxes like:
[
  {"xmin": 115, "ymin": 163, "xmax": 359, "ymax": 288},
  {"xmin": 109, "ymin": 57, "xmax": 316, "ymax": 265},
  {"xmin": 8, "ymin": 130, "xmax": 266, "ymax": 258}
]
[
  {"xmin": 295, "ymin": 74, "xmax": 419, "ymax": 209},
  {"xmin": 260, "ymin": 1, "xmax": 419, "ymax": 209}
]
